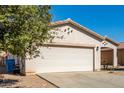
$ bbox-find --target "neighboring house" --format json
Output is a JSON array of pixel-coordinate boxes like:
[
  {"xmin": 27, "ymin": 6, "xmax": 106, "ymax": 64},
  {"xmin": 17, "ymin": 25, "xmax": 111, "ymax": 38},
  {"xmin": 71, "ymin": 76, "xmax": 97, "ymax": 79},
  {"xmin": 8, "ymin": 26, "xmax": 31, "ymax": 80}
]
[
  {"xmin": 101, "ymin": 42, "xmax": 124, "ymax": 66},
  {"xmin": 24, "ymin": 18, "xmax": 119, "ymax": 75}
]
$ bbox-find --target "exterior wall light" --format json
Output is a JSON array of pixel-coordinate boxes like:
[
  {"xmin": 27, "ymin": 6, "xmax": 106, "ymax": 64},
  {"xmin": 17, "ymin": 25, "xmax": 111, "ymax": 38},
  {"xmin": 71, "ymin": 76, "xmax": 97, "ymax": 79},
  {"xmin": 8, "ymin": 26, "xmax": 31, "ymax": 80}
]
[{"xmin": 96, "ymin": 46, "xmax": 99, "ymax": 51}]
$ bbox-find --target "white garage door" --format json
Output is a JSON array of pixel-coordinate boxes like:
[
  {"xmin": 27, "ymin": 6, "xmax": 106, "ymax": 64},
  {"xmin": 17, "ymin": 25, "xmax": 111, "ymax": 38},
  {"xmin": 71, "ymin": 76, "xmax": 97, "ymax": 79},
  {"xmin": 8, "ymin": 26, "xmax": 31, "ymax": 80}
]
[{"xmin": 26, "ymin": 46, "xmax": 94, "ymax": 73}]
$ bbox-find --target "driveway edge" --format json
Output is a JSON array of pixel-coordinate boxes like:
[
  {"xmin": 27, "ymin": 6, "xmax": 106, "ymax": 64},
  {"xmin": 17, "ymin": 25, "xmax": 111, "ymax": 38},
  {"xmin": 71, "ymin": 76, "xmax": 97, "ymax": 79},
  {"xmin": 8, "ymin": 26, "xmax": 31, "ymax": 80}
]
[{"xmin": 36, "ymin": 74, "xmax": 60, "ymax": 88}]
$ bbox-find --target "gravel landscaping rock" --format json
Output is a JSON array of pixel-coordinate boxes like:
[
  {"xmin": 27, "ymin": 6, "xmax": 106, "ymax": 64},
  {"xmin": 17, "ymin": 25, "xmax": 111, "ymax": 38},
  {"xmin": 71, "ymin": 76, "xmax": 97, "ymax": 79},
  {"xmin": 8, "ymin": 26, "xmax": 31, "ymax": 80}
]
[{"xmin": 0, "ymin": 74, "xmax": 56, "ymax": 88}]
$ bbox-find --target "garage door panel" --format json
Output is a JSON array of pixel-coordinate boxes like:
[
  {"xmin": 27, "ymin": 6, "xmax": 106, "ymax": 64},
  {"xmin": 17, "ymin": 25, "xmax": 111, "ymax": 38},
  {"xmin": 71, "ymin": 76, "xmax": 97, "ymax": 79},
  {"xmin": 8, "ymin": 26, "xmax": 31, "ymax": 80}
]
[
  {"xmin": 41, "ymin": 47, "xmax": 92, "ymax": 58},
  {"xmin": 26, "ymin": 46, "xmax": 93, "ymax": 73}
]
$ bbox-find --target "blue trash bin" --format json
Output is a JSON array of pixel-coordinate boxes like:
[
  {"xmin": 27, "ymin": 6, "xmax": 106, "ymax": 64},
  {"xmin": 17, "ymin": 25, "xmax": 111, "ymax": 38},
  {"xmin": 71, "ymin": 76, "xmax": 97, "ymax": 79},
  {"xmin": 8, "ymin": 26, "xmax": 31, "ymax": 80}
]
[{"xmin": 6, "ymin": 59, "xmax": 15, "ymax": 73}]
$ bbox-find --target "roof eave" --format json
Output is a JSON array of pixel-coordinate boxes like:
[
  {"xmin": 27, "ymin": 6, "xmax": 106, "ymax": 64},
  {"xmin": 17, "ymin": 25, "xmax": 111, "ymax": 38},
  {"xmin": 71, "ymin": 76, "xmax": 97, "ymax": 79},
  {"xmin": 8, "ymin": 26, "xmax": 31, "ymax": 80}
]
[{"xmin": 106, "ymin": 37, "xmax": 119, "ymax": 46}]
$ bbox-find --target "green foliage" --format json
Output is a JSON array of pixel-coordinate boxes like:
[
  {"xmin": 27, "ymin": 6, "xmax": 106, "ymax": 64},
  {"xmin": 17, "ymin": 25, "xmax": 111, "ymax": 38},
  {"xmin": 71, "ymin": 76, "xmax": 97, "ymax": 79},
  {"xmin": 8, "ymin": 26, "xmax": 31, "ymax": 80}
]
[{"xmin": 0, "ymin": 5, "xmax": 52, "ymax": 58}]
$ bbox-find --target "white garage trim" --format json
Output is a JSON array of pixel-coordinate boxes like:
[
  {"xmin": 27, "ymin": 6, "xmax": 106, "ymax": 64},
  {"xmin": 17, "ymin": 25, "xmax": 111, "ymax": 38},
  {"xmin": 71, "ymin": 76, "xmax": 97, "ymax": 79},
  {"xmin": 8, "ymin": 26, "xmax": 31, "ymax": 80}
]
[{"xmin": 43, "ymin": 42, "xmax": 95, "ymax": 48}]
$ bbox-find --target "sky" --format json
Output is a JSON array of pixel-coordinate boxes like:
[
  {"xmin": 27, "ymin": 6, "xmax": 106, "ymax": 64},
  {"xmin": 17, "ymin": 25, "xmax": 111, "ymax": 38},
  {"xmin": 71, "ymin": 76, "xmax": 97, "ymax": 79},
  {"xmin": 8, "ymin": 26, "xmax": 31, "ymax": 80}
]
[{"xmin": 50, "ymin": 5, "xmax": 124, "ymax": 42}]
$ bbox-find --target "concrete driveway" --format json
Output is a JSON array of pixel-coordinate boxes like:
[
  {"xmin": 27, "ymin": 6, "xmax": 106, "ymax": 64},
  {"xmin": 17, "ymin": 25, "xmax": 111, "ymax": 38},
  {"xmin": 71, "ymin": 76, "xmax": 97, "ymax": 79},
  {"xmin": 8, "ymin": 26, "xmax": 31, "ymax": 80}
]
[{"xmin": 38, "ymin": 71, "xmax": 124, "ymax": 88}]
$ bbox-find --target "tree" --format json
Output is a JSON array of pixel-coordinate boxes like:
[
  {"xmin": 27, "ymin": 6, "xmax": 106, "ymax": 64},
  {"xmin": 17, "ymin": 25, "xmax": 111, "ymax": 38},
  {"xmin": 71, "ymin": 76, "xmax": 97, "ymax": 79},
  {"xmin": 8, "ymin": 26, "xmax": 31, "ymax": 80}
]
[{"xmin": 0, "ymin": 5, "xmax": 52, "ymax": 74}]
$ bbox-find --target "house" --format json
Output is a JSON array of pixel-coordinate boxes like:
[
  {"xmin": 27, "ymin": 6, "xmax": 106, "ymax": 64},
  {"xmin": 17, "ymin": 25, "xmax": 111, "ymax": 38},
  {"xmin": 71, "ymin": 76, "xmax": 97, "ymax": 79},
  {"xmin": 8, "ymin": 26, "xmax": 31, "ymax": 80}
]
[
  {"xmin": 101, "ymin": 42, "xmax": 124, "ymax": 66},
  {"xmin": 23, "ymin": 18, "xmax": 119, "ymax": 75}
]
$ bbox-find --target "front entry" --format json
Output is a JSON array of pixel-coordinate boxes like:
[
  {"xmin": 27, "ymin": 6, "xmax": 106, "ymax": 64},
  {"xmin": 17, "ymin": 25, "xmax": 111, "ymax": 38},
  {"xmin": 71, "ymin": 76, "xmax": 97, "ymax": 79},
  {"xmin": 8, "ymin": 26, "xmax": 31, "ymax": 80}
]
[{"xmin": 101, "ymin": 47, "xmax": 113, "ymax": 70}]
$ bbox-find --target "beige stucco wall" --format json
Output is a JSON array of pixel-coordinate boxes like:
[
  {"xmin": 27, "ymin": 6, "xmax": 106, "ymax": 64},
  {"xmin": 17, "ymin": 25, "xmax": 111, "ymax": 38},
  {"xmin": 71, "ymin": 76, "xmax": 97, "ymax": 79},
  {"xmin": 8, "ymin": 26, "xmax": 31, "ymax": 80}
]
[{"xmin": 51, "ymin": 24, "xmax": 102, "ymax": 45}]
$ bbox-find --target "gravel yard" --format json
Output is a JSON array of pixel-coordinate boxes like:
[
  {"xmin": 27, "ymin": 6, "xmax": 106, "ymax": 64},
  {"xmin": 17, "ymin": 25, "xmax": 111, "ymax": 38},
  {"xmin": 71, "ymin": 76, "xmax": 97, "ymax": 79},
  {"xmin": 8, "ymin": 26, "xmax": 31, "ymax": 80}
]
[
  {"xmin": 0, "ymin": 74, "xmax": 56, "ymax": 88},
  {"xmin": 112, "ymin": 71, "xmax": 124, "ymax": 76}
]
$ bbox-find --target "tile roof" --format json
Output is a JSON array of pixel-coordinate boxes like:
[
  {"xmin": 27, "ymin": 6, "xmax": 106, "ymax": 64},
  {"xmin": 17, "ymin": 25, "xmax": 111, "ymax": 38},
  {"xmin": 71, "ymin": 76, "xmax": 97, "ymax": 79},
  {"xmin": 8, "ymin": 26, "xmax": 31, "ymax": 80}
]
[{"xmin": 118, "ymin": 42, "xmax": 124, "ymax": 49}]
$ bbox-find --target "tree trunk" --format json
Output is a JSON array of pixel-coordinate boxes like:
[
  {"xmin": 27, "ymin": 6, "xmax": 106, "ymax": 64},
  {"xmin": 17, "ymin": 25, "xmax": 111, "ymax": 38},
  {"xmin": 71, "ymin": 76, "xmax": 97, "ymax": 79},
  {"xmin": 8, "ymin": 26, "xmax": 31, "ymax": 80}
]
[{"xmin": 19, "ymin": 56, "xmax": 26, "ymax": 75}]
